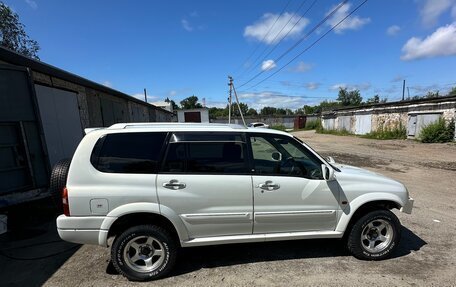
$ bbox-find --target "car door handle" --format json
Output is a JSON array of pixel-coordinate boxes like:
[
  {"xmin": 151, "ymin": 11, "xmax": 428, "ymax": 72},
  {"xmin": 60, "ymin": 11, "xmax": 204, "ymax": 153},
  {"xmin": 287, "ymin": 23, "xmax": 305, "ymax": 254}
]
[
  {"xmin": 163, "ymin": 180, "xmax": 186, "ymax": 190},
  {"xmin": 258, "ymin": 181, "xmax": 280, "ymax": 191}
]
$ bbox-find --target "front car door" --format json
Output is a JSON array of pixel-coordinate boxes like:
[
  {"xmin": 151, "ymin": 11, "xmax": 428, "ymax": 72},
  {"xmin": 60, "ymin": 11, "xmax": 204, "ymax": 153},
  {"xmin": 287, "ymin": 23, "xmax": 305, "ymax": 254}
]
[
  {"xmin": 248, "ymin": 133, "xmax": 339, "ymax": 234},
  {"xmin": 157, "ymin": 132, "xmax": 253, "ymax": 239}
]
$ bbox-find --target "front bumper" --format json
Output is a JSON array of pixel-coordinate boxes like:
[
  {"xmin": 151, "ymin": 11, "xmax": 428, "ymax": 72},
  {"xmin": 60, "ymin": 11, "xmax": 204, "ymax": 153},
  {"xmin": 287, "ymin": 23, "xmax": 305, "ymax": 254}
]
[{"xmin": 400, "ymin": 197, "xmax": 414, "ymax": 214}]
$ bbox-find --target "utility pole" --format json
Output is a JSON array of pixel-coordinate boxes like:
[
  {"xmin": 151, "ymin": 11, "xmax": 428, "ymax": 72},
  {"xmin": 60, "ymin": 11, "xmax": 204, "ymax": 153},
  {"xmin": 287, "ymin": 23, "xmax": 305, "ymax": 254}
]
[
  {"xmin": 228, "ymin": 76, "xmax": 246, "ymax": 127},
  {"xmin": 402, "ymin": 80, "xmax": 405, "ymax": 101},
  {"xmin": 228, "ymin": 77, "xmax": 233, "ymax": 124},
  {"xmin": 144, "ymin": 88, "xmax": 147, "ymax": 103},
  {"xmin": 407, "ymin": 87, "xmax": 410, "ymax": 99}
]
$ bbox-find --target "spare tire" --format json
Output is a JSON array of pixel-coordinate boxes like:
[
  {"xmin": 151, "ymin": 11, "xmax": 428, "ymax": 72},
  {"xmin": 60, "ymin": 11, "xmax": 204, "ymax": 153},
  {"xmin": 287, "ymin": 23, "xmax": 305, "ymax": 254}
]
[{"xmin": 49, "ymin": 158, "xmax": 71, "ymax": 196}]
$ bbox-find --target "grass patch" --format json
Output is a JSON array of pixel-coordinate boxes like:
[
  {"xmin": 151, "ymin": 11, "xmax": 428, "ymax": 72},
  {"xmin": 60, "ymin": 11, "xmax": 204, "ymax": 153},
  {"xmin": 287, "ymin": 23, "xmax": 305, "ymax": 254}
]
[
  {"xmin": 362, "ymin": 124, "xmax": 407, "ymax": 140},
  {"xmin": 316, "ymin": 128, "xmax": 353, "ymax": 136},
  {"xmin": 420, "ymin": 118, "xmax": 455, "ymax": 143},
  {"xmin": 304, "ymin": 120, "xmax": 321, "ymax": 130}
]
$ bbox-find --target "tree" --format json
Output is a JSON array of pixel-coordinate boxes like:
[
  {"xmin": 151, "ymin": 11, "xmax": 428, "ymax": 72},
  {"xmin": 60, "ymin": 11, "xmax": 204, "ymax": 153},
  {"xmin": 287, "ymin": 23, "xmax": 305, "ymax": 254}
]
[
  {"xmin": 425, "ymin": 91, "xmax": 440, "ymax": 98},
  {"xmin": 180, "ymin": 95, "xmax": 202, "ymax": 109},
  {"xmin": 0, "ymin": 2, "xmax": 40, "ymax": 59},
  {"xmin": 366, "ymin": 95, "xmax": 380, "ymax": 104},
  {"xmin": 231, "ymin": 102, "xmax": 249, "ymax": 117},
  {"xmin": 164, "ymin": 97, "xmax": 179, "ymax": 110},
  {"xmin": 260, "ymin": 106, "xmax": 277, "ymax": 115},
  {"xmin": 449, "ymin": 87, "xmax": 456, "ymax": 96},
  {"xmin": 246, "ymin": 108, "xmax": 258, "ymax": 116},
  {"xmin": 337, "ymin": 88, "xmax": 363, "ymax": 106}
]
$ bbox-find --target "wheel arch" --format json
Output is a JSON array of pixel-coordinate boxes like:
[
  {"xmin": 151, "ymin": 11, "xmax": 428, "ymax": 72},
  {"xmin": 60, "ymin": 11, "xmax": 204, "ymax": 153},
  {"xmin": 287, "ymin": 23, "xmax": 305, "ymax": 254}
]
[
  {"xmin": 101, "ymin": 203, "xmax": 189, "ymax": 246},
  {"xmin": 336, "ymin": 193, "xmax": 403, "ymax": 234}
]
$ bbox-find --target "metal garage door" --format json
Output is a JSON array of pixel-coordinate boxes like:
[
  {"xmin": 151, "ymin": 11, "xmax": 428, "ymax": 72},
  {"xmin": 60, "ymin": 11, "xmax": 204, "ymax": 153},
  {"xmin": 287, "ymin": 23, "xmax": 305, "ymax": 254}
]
[
  {"xmin": 338, "ymin": 116, "xmax": 351, "ymax": 132},
  {"xmin": 35, "ymin": 84, "xmax": 83, "ymax": 167},
  {"xmin": 0, "ymin": 65, "xmax": 48, "ymax": 197},
  {"xmin": 355, "ymin": 114, "xmax": 372, "ymax": 135},
  {"xmin": 416, "ymin": 113, "xmax": 441, "ymax": 138},
  {"xmin": 184, "ymin": 111, "xmax": 202, "ymax": 122}
]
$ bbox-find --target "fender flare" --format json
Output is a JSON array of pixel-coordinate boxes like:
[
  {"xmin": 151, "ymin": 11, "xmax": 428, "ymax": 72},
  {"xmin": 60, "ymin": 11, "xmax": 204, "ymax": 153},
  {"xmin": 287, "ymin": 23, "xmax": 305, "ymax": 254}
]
[
  {"xmin": 336, "ymin": 192, "xmax": 404, "ymax": 233},
  {"xmin": 99, "ymin": 202, "xmax": 189, "ymax": 246}
]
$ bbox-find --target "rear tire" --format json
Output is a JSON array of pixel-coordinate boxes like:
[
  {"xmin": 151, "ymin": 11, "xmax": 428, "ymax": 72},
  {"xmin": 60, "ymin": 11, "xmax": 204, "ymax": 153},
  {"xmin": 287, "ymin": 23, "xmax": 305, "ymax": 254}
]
[
  {"xmin": 111, "ymin": 225, "xmax": 177, "ymax": 281},
  {"xmin": 347, "ymin": 209, "xmax": 401, "ymax": 260}
]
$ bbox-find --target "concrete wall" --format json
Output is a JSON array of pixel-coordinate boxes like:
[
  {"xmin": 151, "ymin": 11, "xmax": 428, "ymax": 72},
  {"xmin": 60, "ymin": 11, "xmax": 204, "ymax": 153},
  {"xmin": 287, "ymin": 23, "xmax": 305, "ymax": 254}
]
[
  {"xmin": 321, "ymin": 98, "xmax": 456, "ymax": 139},
  {"xmin": 212, "ymin": 115, "xmax": 297, "ymax": 128}
]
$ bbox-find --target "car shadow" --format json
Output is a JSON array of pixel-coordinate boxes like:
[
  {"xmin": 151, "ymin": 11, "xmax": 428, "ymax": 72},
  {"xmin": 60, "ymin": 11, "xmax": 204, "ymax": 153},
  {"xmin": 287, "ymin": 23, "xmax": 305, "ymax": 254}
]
[
  {"xmin": 0, "ymin": 198, "xmax": 81, "ymax": 287},
  {"xmin": 164, "ymin": 226, "xmax": 425, "ymax": 277}
]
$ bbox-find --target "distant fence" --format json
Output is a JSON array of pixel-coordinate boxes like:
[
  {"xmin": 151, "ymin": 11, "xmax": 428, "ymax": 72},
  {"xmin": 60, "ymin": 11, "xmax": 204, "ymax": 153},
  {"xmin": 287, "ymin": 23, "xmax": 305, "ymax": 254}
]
[{"xmin": 211, "ymin": 115, "xmax": 320, "ymax": 129}]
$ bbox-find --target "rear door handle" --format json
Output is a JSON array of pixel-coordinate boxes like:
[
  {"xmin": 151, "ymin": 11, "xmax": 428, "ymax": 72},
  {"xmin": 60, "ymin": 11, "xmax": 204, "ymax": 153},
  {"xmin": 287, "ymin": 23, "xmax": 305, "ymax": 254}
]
[
  {"xmin": 163, "ymin": 180, "xmax": 186, "ymax": 190},
  {"xmin": 258, "ymin": 181, "xmax": 280, "ymax": 191}
]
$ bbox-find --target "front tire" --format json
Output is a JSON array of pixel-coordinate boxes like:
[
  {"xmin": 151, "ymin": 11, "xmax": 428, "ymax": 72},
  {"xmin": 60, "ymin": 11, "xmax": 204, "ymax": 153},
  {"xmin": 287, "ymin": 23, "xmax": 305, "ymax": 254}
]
[
  {"xmin": 347, "ymin": 210, "xmax": 401, "ymax": 260},
  {"xmin": 111, "ymin": 225, "xmax": 177, "ymax": 281}
]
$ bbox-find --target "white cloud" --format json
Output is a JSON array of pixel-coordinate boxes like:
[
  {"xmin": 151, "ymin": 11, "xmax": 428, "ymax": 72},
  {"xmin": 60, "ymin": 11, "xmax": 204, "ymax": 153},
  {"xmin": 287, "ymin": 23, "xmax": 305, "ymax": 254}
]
[
  {"xmin": 330, "ymin": 82, "xmax": 371, "ymax": 91},
  {"xmin": 305, "ymin": 82, "xmax": 320, "ymax": 90},
  {"xmin": 261, "ymin": 59, "xmax": 276, "ymax": 71},
  {"xmin": 386, "ymin": 25, "xmax": 401, "ymax": 36},
  {"xmin": 239, "ymin": 91, "xmax": 315, "ymax": 110},
  {"xmin": 420, "ymin": 0, "xmax": 456, "ymax": 27},
  {"xmin": 167, "ymin": 90, "xmax": 178, "ymax": 97},
  {"xmin": 181, "ymin": 19, "xmax": 193, "ymax": 32},
  {"xmin": 401, "ymin": 23, "xmax": 456, "ymax": 60},
  {"xmin": 102, "ymin": 81, "xmax": 112, "ymax": 88},
  {"xmin": 25, "ymin": 0, "xmax": 37, "ymax": 9},
  {"xmin": 244, "ymin": 12, "xmax": 310, "ymax": 44},
  {"xmin": 289, "ymin": 61, "xmax": 312, "ymax": 73},
  {"xmin": 326, "ymin": 3, "xmax": 370, "ymax": 34}
]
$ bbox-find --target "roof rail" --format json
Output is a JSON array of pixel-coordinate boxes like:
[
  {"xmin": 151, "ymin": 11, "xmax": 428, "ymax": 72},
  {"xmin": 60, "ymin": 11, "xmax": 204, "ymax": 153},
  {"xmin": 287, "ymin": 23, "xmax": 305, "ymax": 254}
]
[{"xmin": 107, "ymin": 122, "xmax": 247, "ymax": 130}]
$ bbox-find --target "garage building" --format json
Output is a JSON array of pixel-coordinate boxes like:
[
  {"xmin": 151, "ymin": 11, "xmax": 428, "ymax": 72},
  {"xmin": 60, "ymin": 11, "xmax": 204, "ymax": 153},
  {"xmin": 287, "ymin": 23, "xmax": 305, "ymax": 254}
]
[{"xmin": 0, "ymin": 47, "xmax": 174, "ymax": 208}]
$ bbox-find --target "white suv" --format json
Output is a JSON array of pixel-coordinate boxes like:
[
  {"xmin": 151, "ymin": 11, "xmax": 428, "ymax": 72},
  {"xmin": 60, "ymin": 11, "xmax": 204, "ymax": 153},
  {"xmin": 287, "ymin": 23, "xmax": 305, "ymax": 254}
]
[{"xmin": 56, "ymin": 123, "xmax": 413, "ymax": 281}]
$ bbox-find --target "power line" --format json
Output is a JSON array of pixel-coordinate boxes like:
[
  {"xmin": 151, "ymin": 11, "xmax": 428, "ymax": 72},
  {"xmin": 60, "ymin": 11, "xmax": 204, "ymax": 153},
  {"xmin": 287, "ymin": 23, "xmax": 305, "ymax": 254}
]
[
  {"xmin": 237, "ymin": 0, "xmax": 348, "ymax": 89},
  {"xmin": 239, "ymin": 0, "xmax": 313, "ymax": 79},
  {"xmin": 241, "ymin": 0, "xmax": 368, "ymax": 91},
  {"xmin": 233, "ymin": 0, "xmax": 293, "ymax": 76}
]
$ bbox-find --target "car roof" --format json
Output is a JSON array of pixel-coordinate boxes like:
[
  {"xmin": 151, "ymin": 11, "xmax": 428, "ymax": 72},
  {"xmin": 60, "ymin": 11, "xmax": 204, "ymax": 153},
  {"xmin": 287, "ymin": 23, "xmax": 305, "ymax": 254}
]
[{"xmin": 85, "ymin": 122, "xmax": 290, "ymax": 137}]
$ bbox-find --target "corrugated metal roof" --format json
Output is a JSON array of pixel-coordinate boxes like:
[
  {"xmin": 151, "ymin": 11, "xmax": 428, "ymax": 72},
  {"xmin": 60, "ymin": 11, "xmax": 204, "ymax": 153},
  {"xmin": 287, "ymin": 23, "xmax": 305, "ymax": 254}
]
[{"xmin": 0, "ymin": 46, "xmax": 173, "ymax": 114}]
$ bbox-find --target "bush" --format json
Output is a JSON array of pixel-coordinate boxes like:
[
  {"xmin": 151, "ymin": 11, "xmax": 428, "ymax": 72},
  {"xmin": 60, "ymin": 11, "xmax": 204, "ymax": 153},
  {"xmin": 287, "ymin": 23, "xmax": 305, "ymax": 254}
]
[
  {"xmin": 270, "ymin": 124, "xmax": 288, "ymax": 131},
  {"xmin": 362, "ymin": 123, "xmax": 406, "ymax": 140},
  {"xmin": 304, "ymin": 120, "xmax": 321, "ymax": 130},
  {"xmin": 420, "ymin": 118, "xmax": 455, "ymax": 143}
]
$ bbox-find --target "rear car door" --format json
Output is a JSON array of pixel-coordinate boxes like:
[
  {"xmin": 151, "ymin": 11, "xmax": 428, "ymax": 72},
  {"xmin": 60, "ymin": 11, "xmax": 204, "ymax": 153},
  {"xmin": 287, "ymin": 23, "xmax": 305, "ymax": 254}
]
[
  {"xmin": 249, "ymin": 133, "xmax": 339, "ymax": 234},
  {"xmin": 156, "ymin": 132, "xmax": 253, "ymax": 239}
]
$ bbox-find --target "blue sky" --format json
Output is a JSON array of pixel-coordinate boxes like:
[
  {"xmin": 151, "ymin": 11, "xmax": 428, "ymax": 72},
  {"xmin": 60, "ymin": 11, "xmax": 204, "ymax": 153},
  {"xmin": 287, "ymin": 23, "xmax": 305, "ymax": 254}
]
[{"xmin": 5, "ymin": 0, "xmax": 456, "ymax": 110}]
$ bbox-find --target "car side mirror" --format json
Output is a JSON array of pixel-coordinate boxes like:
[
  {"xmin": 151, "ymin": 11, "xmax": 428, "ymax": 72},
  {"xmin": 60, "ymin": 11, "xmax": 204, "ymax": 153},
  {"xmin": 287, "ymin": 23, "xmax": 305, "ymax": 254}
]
[
  {"xmin": 271, "ymin": 151, "xmax": 282, "ymax": 161},
  {"xmin": 321, "ymin": 164, "xmax": 335, "ymax": 181},
  {"xmin": 326, "ymin": 156, "xmax": 335, "ymax": 164}
]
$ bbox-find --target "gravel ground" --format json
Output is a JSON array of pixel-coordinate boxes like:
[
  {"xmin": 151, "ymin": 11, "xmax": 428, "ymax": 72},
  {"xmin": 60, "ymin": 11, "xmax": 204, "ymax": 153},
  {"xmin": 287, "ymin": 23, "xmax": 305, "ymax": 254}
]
[{"xmin": 38, "ymin": 131, "xmax": 456, "ymax": 286}]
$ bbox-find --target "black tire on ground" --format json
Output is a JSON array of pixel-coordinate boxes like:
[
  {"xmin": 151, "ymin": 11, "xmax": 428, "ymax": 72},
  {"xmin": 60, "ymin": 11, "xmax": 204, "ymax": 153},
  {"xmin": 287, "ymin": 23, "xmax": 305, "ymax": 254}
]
[
  {"xmin": 49, "ymin": 158, "xmax": 71, "ymax": 195},
  {"xmin": 111, "ymin": 225, "xmax": 177, "ymax": 281},
  {"xmin": 347, "ymin": 209, "xmax": 401, "ymax": 260}
]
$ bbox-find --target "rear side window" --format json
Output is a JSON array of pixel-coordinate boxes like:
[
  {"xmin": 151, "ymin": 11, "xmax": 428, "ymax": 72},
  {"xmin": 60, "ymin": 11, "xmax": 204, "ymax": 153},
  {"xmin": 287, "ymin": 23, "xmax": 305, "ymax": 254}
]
[
  {"xmin": 161, "ymin": 132, "xmax": 249, "ymax": 174},
  {"xmin": 91, "ymin": 132, "xmax": 167, "ymax": 173}
]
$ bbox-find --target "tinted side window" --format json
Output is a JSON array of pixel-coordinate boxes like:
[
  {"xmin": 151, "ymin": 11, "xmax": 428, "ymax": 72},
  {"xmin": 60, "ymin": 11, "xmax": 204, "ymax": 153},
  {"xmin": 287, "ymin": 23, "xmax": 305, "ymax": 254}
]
[
  {"xmin": 161, "ymin": 132, "xmax": 249, "ymax": 174},
  {"xmin": 249, "ymin": 134, "xmax": 323, "ymax": 179},
  {"xmin": 187, "ymin": 142, "xmax": 248, "ymax": 174},
  {"xmin": 91, "ymin": 132, "xmax": 167, "ymax": 173}
]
